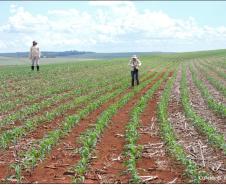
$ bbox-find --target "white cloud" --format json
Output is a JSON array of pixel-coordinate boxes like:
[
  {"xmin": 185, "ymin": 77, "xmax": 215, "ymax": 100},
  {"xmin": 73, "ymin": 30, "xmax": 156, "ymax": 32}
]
[
  {"xmin": 0, "ymin": 40, "xmax": 7, "ymax": 49},
  {"xmin": 0, "ymin": 2, "xmax": 226, "ymax": 52}
]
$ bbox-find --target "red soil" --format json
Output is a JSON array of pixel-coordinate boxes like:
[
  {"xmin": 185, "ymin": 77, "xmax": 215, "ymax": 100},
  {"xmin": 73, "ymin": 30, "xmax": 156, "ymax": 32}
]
[
  {"xmin": 16, "ymin": 72, "xmax": 157, "ymax": 183},
  {"xmin": 83, "ymin": 71, "xmax": 174, "ymax": 184},
  {"xmin": 135, "ymin": 73, "xmax": 186, "ymax": 183},
  {"xmin": 0, "ymin": 72, "xmax": 156, "ymax": 182},
  {"xmin": 0, "ymin": 88, "xmax": 86, "ymax": 133}
]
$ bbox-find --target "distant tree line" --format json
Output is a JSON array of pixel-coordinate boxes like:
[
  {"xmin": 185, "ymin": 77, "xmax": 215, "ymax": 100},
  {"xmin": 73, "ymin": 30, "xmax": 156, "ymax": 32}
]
[{"xmin": 0, "ymin": 50, "xmax": 94, "ymax": 58}]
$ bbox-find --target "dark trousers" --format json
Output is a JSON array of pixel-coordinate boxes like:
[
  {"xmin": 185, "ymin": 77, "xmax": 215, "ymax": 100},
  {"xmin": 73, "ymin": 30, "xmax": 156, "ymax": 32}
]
[{"xmin": 131, "ymin": 69, "xmax": 139, "ymax": 86}]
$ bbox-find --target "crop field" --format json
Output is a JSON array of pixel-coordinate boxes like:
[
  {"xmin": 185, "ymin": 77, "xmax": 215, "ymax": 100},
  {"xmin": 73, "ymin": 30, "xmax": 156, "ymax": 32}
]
[{"xmin": 0, "ymin": 50, "xmax": 226, "ymax": 183}]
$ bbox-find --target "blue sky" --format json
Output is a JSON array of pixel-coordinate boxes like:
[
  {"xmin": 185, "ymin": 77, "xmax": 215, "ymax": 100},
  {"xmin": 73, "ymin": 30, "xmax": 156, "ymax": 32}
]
[{"xmin": 0, "ymin": 1, "xmax": 226, "ymax": 52}]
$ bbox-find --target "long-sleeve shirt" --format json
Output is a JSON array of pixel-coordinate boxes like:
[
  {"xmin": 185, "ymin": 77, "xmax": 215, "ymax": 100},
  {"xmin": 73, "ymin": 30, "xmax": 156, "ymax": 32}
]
[
  {"xmin": 29, "ymin": 45, "xmax": 41, "ymax": 59},
  {"xmin": 128, "ymin": 58, "xmax": 141, "ymax": 71}
]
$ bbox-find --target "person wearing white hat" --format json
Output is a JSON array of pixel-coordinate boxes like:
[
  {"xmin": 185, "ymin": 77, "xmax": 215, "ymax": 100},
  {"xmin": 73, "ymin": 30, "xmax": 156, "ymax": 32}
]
[
  {"xmin": 128, "ymin": 55, "xmax": 141, "ymax": 87},
  {"xmin": 29, "ymin": 41, "xmax": 41, "ymax": 71}
]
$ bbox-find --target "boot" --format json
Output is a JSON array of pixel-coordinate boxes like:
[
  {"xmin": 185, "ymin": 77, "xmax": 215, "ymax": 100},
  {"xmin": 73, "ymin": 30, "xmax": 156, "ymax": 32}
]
[
  {"xmin": 31, "ymin": 66, "xmax": 34, "ymax": 71},
  {"xmin": 131, "ymin": 79, "xmax": 134, "ymax": 87},
  {"xmin": 37, "ymin": 65, "xmax": 39, "ymax": 71}
]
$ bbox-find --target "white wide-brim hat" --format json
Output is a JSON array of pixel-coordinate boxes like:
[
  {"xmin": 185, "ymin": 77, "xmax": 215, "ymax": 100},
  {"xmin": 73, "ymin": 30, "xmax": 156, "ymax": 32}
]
[{"xmin": 132, "ymin": 55, "xmax": 137, "ymax": 59}]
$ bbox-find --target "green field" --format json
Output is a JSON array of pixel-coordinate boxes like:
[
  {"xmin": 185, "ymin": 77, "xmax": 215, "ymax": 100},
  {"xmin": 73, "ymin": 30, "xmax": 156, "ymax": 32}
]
[{"xmin": 0, "ymin": 50, "xmax": 226, "ymax": 183}]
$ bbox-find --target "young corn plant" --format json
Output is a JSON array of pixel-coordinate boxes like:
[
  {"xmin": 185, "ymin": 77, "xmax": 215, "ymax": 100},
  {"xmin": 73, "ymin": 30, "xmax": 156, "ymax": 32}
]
[{"xmin": 9, "ymin": 163, "xmax": 22, "ymax": 183}]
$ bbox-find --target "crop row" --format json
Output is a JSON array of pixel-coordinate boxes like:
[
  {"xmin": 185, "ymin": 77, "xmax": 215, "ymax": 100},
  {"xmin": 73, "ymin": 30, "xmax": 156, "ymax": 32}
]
[
  {"xmin": 11, "ymin": 89, "xmax": 124, "ymax": 182},
  {"xmin": 0, "ymin": 66, "xmax": 85, "ymax": 100},
  {"xmin": 215, "ymin": 60, "xmax": 226, "ymax": 69},
  {"xmin": 0, "ymin": 60, "xmax": 131, "ymax": 105},
  {"xmin": 157, "ymin": 66, "xmax": 206, "ymax": 183},
  {"xmin": 0, "ymin": 56, "xmax": 161, "ymax": 97},
  {"xmin": 0, "ymin": 71, "xmax": 124, "ymax": 117},
  {"xmin": 0, "ymin": 75, "xmax": 132, "ymax": 149},
  {"xmin": 1, "ymin": 60, "xmax": 169, "ymax": 129},
  {"xmin": 0, "ymin": 63, "xmax": 169, "ymax": 149},
  {"xmin": 0, "ymin": 63, "xmax": 130, "ymax": 113},
  {"xmin": 200, "ymin": 60, "xmax": 226, "ymax": 80},
  {"xmin": 124, "ymin": 69, "xmax": 171, "ymax": 183},
  {"xmin": 67, "ymin": 68, "xmax": 169, "ymax": 183},
  {"xmin": 181, "ymin": 65, "xmax": 226, "ymax": 153},
  {"xmin": 1, "ymin": 61, "xmax": 148, "ymax": 125},
  {"xmin": 1, "ymin": 59, "xmax": 163, "ymax": 115},
  {"xmin": 194, "ymin": 63, "xmax": 226, "ymax": 97},
  {"xmin": 189, "ymin": 65, "xmax": 226, "ymax": 117},
  {"xmin": 1, "ymin": 65, "xmax": 159, "ymax": 147},
  {"xmin": 10, "ymin": 66, "xmax": 167, "ymax": 181}
]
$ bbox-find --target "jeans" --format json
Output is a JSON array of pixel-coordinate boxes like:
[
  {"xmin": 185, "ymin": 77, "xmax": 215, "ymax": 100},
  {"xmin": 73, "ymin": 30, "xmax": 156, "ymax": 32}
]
[{"xmin": 131, "ymin": 69, "xmax": 139, "ymax": 86}]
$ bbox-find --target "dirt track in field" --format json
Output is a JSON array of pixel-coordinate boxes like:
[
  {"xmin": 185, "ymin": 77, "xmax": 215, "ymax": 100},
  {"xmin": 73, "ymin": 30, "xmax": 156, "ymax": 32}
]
[{"xmin": 17, "ymin": 71, "xmax": 158, "ymax": 183}]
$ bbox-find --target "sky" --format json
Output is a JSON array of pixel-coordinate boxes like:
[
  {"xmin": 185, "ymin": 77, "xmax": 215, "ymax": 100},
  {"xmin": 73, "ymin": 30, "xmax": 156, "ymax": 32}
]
[{"xmin": 0, "ymin": 1, "xmax": 226, "ymax": 53}]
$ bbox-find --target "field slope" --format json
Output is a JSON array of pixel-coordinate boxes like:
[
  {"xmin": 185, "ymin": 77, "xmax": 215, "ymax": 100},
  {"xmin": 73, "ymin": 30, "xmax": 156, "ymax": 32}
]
[{"xmin": 0, "ymin": 50, "xmax": 226, "ymax": 183}]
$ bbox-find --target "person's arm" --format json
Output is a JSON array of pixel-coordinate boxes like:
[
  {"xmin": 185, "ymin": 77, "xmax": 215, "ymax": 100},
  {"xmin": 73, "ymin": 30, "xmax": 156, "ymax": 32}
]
[
  {"xmin": 138, "ymin": 59, "xmax": 141, "ymax": 66},
  {"xmin": 128, "ymin": 60, "xmax": 134, "ymax": 67}
]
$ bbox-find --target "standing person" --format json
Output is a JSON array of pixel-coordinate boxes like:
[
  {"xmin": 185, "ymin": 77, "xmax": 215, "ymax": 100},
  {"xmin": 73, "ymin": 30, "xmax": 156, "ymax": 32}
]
[
  {"xmin": 128, "ymin": 55, "xmax": 141, "ymax": 87},
  {"xmin": 29, "ymin": 41, "xmax": 41, "ymax": 71}
]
